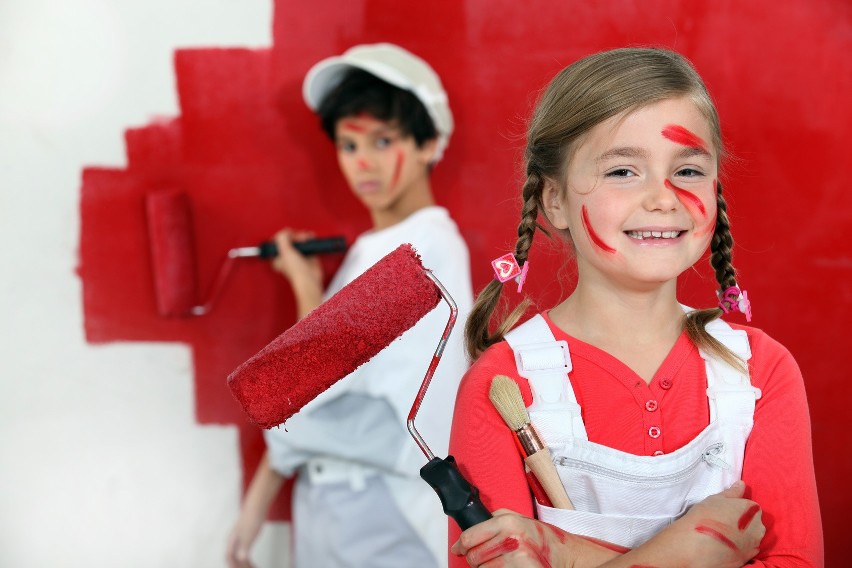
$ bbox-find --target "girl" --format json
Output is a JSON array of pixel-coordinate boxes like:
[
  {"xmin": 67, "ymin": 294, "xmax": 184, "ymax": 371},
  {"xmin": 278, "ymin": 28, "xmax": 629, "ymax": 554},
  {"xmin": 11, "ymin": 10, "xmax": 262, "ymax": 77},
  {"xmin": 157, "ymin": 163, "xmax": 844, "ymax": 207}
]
[{"xmin": 449, "ymin": 48, "xmax": 822, "ymax": 567}]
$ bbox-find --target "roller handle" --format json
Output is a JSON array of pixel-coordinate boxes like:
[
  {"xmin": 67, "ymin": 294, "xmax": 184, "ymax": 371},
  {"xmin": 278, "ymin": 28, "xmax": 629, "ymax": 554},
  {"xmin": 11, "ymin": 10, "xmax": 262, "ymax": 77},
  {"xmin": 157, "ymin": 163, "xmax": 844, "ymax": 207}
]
[
  {"xmin": 257, "ymin": 236, "xmax": 347, "ymax": 258},
  {"xmin": 420, "ymin": 456, "xmax": 492, "ymax": 530}
]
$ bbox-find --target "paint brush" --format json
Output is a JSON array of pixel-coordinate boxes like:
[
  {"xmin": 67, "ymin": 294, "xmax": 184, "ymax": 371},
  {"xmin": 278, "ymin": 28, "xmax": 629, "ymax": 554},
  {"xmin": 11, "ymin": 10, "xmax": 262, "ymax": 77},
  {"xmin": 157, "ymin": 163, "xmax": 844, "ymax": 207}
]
[{"xmin": 489, "ymin": 374, "xmax": 574, "ymax": 510}]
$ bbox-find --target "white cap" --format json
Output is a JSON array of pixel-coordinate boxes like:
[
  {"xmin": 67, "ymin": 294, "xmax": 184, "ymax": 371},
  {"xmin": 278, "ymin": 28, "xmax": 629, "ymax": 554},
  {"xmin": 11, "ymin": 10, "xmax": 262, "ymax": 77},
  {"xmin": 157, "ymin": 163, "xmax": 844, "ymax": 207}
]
[{"xmin": 302, "ymin": 43, "xmax": 454, "ymax": 163}]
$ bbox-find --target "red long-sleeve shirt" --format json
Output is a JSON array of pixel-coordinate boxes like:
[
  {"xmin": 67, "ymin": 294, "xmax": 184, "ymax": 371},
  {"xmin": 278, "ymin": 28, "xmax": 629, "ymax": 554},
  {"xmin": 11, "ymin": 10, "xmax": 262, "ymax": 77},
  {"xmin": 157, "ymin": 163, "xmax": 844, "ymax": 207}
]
[{"xmin": 448, "ymin": 312, "xmax": 823, "ymax": 567}]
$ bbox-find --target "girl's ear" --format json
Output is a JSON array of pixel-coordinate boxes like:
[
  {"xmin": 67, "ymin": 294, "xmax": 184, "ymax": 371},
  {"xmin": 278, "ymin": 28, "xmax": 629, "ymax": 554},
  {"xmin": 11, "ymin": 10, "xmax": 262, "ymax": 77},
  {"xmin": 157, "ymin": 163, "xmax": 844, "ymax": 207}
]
[{"xmin": 542, "ymin": 177, "xmax": 570, "ymax": 230}]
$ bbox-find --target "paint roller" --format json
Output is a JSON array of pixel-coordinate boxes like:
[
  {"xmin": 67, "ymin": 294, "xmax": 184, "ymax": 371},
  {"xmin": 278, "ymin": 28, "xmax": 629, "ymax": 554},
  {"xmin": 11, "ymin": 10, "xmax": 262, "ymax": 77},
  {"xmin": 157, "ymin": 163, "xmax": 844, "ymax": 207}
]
[
  {"xmin": 227, "ymin": 243, "xmax": 492, "ymax": 530},
  {"xmin": 145, "ymin": 189, "xmax": 346, "ymax": 317}
]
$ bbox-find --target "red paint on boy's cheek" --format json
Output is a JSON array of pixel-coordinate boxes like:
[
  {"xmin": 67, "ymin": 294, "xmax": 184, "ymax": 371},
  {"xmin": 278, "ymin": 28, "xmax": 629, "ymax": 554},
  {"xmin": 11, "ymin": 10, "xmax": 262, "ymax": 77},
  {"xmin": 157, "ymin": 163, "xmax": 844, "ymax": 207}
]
[
  {"xmin": 391, "ymin": 151, "xmax": 403, "ymax": 188},
  {"xmin": 665, "ymin": 179, "xmax": 706, "ymax": 217},
  {"xmin": 695, "ymin": 525, "xmax": 739, "ymax": 552},
  {"xmin": 738, "ymin": 504, "xmax": 761, "ymax": 530},
  {"xmin": 661, "ymin": 124, "xmax": 708, "ymax": 151},
  {"xmin": 581, "ymin": 205, "xmax": 616, "ymax": 254}
]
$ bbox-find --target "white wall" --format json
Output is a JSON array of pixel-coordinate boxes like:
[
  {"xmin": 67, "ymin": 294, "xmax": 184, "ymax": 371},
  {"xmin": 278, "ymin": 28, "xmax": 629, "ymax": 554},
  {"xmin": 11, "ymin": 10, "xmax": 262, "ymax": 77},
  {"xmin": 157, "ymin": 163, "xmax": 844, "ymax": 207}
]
[{"xmin": 0, "ymin": 2, "xmax": 289, "ymax": 566}]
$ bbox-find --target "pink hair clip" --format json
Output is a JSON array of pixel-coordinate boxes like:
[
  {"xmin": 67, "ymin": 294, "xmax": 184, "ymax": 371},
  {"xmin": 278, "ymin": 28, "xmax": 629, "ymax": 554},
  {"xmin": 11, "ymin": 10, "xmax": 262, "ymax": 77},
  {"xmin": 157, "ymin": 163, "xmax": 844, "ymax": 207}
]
[
  {"xmin": 491, "ymin": 253, "xmax": 529, "ymax": 293},
  {"xmin": 718, "ymin": 286, "xmax": 752, "ymax": 322}
]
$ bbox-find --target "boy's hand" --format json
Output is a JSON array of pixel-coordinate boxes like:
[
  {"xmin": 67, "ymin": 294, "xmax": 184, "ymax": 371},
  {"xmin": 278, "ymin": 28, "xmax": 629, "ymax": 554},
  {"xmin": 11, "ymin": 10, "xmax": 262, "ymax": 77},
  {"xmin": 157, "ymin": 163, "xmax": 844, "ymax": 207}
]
[{"xmin": 271, "ymin": 228, "xmax": 323, "ymax": 318}]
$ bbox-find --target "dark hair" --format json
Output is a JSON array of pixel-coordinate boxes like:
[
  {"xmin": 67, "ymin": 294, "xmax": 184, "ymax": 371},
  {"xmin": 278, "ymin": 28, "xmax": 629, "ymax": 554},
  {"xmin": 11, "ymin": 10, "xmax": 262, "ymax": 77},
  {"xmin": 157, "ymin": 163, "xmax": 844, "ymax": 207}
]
[{"xmin": 316, "ymin": 68, "xmax": 437, "ymax": 147}]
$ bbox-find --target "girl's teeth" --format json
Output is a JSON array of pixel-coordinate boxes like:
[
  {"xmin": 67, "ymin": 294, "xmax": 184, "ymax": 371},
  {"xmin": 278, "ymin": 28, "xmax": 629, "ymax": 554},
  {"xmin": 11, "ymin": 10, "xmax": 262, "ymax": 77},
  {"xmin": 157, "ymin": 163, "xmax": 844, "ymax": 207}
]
[{"xmin": 628, "ymin": 230, "xmax": 681, "ymax": 240}]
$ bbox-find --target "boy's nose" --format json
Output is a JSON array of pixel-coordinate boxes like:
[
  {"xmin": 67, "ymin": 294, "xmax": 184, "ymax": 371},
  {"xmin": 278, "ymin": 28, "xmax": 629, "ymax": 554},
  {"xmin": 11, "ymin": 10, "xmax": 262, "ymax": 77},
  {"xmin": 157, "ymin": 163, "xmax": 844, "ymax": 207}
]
[{"xmin": 356, "ymin": 157, "xmax": 371, "ymax": 171}]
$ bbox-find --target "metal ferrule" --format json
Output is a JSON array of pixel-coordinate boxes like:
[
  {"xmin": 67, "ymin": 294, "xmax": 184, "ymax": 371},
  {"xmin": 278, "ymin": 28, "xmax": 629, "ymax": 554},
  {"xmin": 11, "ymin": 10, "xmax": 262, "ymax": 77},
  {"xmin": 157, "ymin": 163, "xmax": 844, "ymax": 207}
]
[{"xmin": 515, "ymin": 424, "xmax": 545, "ymax": 456}]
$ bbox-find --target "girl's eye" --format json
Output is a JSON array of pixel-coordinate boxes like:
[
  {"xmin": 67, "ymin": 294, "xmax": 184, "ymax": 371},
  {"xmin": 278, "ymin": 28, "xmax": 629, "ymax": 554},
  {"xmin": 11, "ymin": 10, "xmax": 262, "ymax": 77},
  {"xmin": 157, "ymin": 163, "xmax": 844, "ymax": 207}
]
[
  {"xmin": 605, "ymin": 168, "xmax": 635, "ymax": 178},
  {"xmin": 676, "ymin": 167, "xmax": 705, "ymax": 178}
]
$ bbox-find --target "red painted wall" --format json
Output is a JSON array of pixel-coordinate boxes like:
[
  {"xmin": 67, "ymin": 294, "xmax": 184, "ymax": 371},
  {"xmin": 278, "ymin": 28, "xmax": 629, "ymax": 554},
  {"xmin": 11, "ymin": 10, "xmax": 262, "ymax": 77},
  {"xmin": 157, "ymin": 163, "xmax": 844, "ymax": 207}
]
[{"xmin": 78, "ymin": 0, "xmax": 851, "ymax": 562}]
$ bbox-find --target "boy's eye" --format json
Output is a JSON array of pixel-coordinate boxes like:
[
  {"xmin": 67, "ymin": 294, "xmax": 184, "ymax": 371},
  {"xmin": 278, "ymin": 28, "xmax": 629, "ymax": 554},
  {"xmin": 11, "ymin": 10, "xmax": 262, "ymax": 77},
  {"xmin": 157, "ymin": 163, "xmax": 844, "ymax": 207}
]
[
  {"xmin": 375, "ymin": 136, "xmax": 394, "ymax": 149},
  {"xmin": 605, "ymin": 168, "xmax": 635, "ymax": 178},
  {"xmin": 337, "ymin": 140, "xmax": 356, "ymax": 153}
]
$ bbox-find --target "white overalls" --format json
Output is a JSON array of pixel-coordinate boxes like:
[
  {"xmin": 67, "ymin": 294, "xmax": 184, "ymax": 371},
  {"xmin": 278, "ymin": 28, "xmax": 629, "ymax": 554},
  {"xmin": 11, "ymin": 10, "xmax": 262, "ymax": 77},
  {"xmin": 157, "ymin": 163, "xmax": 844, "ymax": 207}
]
[{"xmin": 504, "ymin": 311, "xmax": 761, "ymax": 548}]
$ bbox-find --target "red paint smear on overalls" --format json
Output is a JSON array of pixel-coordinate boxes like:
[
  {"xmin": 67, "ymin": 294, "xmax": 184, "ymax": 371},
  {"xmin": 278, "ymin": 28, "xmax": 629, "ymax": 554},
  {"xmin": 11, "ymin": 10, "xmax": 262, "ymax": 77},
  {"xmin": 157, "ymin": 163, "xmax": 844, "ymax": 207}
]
[
  {"xmin": 661, "ymin": 124, "xmax": 707, "ymax": 151},
  {"xmin": 695, "ymin": 525, "xmax": 739, "ymax": 552},
  {"xmin": 738, "ymin": 504, "xmax": 761, "ymax": 530},
  {"xmin": 391, "ymin": 151, "xmax": 403, "ymax": 189},
  {"xmin": 581, "ymin": 205, "xmax": 616, "ymax": 254},
  {"xmin": 665, "ymin": 179, "xmax": 706, "ymax": 217}
]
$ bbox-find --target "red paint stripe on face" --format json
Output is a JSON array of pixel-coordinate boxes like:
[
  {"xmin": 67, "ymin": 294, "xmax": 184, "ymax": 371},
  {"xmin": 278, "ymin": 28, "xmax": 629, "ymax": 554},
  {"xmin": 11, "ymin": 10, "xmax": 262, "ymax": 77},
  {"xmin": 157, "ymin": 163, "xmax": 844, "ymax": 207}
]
[
  {"xmin": 662, "ymin": 124, "xmax": 707, "ymax": 151},
  {"xmin": 581, "ymin": 205, "xmax": 616, "ymax": 254},
  {"xmin": 356, "ymin": 159, "xmax": 369, "ymax": 170},
  {"xmin": 340, "ymin": 121, "xmax": 367, "ymax": 133},
  {"xmin": 738, "ymin": 504, "xmax": 761, "ymax": 530},
  {"xmin": 391, "ymin": 151, "xmax": 403, "ymax": 188},
  {"xmin": 695, "ymin": 525, "xmax": 738, "ymax": 552},
  {"xmin": 665, "ymin": 179, "xmax": 706, "ymax": 217}
]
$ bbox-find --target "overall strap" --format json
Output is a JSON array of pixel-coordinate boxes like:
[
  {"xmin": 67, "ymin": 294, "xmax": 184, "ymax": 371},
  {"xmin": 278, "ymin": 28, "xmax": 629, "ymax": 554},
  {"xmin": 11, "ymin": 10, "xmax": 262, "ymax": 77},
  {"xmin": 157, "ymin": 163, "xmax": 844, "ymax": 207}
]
[
  {"xmin": 505, "ymin": 315, "xmax": 588, "ymax": 441},
  {"xmin": 699, "ymin": 315, "xmax": 762, "ymax": 423}
]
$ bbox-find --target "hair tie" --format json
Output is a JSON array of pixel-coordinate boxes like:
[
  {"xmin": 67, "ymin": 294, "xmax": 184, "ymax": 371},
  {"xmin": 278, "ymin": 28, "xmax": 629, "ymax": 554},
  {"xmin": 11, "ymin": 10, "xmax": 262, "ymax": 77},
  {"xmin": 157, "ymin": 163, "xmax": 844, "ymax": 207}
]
[
  {"xmin": 491, "ymin": 253, "xmax": 529, "ymax": 293},
  {"xmin": 718, "ymin": 285, "xmax": 752, "ymax": 322}
]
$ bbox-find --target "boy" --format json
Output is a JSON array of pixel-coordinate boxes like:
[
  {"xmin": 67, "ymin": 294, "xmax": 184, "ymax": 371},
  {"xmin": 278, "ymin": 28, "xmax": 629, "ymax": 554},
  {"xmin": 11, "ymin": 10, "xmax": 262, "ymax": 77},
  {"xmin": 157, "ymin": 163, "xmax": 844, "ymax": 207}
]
[{"xmin": 227, "ymin": 43, "xmax": 473, "ymax": 568}]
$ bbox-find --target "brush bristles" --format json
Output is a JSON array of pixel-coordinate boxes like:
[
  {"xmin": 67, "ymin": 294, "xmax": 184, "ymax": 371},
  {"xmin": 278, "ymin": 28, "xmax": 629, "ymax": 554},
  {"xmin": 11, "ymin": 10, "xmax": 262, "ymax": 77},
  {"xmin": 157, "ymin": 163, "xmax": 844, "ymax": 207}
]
[{"xmin": 489, "ymin": 374, "xmax": 530, "ymax": 432}]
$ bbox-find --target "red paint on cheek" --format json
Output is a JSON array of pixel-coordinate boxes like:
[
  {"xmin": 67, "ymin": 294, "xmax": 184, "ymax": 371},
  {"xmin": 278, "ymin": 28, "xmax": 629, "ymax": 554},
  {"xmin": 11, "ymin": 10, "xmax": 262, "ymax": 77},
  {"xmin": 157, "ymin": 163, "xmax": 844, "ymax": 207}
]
[
  {"xmin": 665, "ymin": 179, "xmax": 706, "ymax": 217},
  {"xmin": 391, "ymin": 151, "xmax": 403, "ymax": 188},
  {"xmin": 738, "ymin": 504, "xmax": 761, "ymax": 530},
  {"xmin": 695, "ymin": 525, "xmax": 738, "ymax": 552},
  {"xmin": 581, "ymin": 205, "xmax": 616, "ymax": 254},
  {"xmin": 661, "ymin": 124, "xmax": 708, "ymax": 151}
]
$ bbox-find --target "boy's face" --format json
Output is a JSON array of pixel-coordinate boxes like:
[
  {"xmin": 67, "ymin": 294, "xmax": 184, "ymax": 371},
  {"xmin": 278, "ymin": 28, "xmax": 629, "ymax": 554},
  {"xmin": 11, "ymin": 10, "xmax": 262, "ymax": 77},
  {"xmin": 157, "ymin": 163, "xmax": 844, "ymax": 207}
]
[{"xmin": 334, "ymin": 114, "xmax": 436, "ymax": 227}]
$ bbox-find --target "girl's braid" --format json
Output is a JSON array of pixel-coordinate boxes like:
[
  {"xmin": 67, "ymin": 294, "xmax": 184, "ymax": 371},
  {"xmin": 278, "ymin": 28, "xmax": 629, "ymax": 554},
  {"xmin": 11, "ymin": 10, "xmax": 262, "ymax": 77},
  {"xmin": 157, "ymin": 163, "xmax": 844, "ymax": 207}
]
[{"xmin": 710, "ymin": 180, "xmax": 738, "ymax": 304}]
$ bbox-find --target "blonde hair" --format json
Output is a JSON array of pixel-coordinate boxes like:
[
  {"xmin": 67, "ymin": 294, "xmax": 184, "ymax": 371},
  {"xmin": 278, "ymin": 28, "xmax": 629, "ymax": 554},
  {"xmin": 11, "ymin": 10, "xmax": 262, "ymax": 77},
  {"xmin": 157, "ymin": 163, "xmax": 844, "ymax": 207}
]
[{"xmin": 465, "ymin": 48, "xmax": 744, "ymax": 370}]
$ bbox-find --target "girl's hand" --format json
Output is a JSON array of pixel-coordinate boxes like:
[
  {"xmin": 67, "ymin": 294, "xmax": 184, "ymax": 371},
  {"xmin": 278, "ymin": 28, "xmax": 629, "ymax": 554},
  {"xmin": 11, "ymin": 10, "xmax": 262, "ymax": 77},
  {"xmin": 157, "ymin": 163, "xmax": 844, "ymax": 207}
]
[
  {"xmin": 451, "ymin": 509, "xmax": 619, "ymax": 568},
  {"xmin": 671, "ymin": 480, "xmax": 765, "ymax": 567},
  {"xmin": 225, "ymin": 511, "xmax": 262, "ymax": 568}
]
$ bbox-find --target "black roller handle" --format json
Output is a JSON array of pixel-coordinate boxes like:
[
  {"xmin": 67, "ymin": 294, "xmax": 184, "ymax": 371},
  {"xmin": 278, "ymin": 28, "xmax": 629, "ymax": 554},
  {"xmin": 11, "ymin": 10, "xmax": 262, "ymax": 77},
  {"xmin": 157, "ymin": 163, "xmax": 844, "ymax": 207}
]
[
  {"xmin": 257, "ymin": 236, "xmax": 347, "ymax": 258},
  {"xmin": 420, "ymin": 456, "xmax": 492, "ymax": 530}
]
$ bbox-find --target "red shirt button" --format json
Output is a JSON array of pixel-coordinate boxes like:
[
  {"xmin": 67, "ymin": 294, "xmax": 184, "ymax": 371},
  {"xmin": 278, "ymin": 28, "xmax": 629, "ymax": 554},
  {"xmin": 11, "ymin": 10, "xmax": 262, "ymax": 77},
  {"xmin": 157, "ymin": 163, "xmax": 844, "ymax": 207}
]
[
  {"xmin": 653, "ymin": 450, "xmax": 665, "ymax": 456},
  {"xmin": 648, "ymin": 426, "xmax": 661, "ymax": 438},
  {"xmin": 660, "ymin": 378, "xmax": 673, "ymax": 389},
  {"xmin": 645, "ymin": 400, "xmax": 658, "ymax": 412}
]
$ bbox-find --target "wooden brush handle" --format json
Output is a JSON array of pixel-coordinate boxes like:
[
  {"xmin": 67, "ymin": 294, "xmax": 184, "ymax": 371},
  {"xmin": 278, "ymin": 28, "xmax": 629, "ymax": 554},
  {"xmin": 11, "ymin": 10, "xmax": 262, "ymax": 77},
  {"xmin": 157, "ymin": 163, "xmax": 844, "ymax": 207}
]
[{"xmin": 524, "ymin": 448, "xmax": 574, "ymax": 510}]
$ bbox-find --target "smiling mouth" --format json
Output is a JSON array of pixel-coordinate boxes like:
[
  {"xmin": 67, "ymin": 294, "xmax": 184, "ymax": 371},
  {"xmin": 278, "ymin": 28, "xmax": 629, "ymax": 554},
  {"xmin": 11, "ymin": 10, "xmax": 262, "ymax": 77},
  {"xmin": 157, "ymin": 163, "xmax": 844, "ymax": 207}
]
[{"xmin": 625, "ymin": 230, "xmax": 685, "ymax": 240}]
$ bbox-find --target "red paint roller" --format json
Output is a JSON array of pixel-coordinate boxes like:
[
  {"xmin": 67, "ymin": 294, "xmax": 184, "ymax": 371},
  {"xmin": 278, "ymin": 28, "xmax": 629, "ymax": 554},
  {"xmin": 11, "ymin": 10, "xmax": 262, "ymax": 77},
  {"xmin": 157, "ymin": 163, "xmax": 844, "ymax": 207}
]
[
  {"xmin": 145, "ymin": 189, "xmax": 346, "ymax": 317},
  {"xmin": 227, "ymin": 243, "xmax": 492, "ymax": 530}
]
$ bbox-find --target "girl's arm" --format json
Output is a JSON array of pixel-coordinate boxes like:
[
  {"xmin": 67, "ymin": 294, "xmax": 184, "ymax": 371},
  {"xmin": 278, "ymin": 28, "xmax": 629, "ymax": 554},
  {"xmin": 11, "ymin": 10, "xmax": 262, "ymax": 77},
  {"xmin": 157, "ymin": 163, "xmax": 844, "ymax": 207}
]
[
  {"xmin": 452, "ymin": 481, "xmax": 763, "ymax": 568},
  {"xmin": 736, "ymin": 329, "xmax": 823, "ymax": 566}
]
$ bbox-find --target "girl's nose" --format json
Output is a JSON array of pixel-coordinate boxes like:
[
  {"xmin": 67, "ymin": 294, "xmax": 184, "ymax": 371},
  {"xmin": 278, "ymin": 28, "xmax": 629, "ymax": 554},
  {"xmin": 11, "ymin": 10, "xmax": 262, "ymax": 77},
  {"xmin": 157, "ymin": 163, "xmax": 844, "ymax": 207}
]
[
  {"xmin": 644, "ymin": 177, "xmax": 680, "ymax": 211},
  {"xmin": 356, "ymin": 158, "xmax": 370, "ymax": 171}
]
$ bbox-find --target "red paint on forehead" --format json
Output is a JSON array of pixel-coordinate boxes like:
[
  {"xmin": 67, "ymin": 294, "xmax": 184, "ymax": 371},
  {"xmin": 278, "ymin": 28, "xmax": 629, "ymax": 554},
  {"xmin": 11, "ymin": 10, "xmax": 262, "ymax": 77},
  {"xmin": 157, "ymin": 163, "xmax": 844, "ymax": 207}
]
[
  {"xmin": 695, "ymin": 525, "xmax": 739, "ymax": 552},
  {"xmin": 581, "ymin": 205, "xmax": 616, "ymax": 254},
  {"xmin": 662, "ymin": 124, "xmax": 708, "ymax": 151},
  {"xmin": 665, "ymin": 179, "xmax": 707, "ymax": 217},
  {"xmin": 738, "ymin": 504, "xmax": 761, "ymax": 530},
  {"xmin": 340, "ymin": 121, "xmax": 368, "ymax": 133}
]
